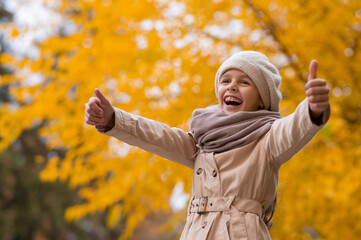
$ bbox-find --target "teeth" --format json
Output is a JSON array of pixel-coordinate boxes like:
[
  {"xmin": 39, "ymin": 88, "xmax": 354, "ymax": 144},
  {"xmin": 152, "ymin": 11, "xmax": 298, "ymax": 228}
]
[{"xmin": 225, "ymin": 96, "xmax": 241, "ymax": 103}]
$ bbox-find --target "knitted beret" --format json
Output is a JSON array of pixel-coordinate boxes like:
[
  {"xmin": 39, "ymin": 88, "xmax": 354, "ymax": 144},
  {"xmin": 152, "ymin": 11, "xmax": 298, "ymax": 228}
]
[{"xmin": 215, "ymin": 51, "xmax": 282, "ymax": 112}]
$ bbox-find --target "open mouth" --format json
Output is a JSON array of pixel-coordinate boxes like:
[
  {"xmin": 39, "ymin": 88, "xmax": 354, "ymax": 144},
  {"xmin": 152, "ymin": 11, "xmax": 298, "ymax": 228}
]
[{"xmin": 224, "ymin": 96, "xmax": 242, "ymax": 106}]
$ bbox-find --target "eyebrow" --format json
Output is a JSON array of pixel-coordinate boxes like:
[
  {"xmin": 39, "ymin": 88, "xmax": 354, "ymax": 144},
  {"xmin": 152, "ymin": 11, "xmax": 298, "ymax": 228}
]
[
  {"xmin": 221, "ymin": 73, "xmax": 250, "ymax": 80},
  {"xmin": 221, "ymin": 74, "xmax": 232, "ymax": 79}
]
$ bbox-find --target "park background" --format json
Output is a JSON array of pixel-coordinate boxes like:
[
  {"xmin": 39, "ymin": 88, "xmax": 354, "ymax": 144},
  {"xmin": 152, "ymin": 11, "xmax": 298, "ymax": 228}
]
[{"xmin": 1, "ymin": 0, "xmax": 361, "ymax": 239}]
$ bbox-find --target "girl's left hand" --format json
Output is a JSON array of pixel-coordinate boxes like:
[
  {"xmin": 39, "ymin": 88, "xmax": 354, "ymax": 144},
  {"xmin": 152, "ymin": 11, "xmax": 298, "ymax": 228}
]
[{"xmin": 305, "ymin": 60, "xmax": 330, "ymax": 121}]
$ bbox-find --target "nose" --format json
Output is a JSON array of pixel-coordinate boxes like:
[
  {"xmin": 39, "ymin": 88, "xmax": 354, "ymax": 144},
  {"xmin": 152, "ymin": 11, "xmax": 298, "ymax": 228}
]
[{"xmin": 227, "ymin": 81, "xmax": 237, "ymax": 92}]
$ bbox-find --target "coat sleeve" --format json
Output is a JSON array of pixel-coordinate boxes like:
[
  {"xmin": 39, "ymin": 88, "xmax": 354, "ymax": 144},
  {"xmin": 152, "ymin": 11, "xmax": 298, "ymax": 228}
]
[
  {"xmin": 264, "ymin": 99, "xmax": 330, "ymax": 168},
  {"xmin": 96, "ymin": 107, "xmax": 197, "ymax": 169}
]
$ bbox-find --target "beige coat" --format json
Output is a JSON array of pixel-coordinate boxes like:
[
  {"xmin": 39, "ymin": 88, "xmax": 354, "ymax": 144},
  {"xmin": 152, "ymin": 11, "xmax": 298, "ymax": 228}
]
[{"xmin": 101, "ymin": 99, "xmax": 330, "ymax": 239}]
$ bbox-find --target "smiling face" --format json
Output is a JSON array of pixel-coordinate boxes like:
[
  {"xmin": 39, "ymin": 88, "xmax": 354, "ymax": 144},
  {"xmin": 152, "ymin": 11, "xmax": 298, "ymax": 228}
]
[{"xmin": 217, "ymin": 69, "xmax": 264, "ymax": 115}]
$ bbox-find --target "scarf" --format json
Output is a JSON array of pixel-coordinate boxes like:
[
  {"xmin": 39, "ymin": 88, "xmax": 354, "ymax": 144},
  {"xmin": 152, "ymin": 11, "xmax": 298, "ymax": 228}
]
[{"xmin": 190, "ymin": 105, "xmax": 283, "ymax": 153}]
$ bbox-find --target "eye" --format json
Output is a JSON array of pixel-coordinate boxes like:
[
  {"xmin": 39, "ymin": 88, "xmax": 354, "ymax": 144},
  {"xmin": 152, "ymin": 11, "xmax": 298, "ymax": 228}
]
[
  {"xmin": 221, "ymin": 79, "xmax": 230, "ymax": 84},
  {"xmin": 241, "ymin": 80, "xmax": 250, "ymax": 85}
]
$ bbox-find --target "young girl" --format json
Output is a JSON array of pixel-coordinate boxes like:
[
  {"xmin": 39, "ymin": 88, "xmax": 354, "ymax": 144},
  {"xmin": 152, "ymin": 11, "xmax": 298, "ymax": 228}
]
[{"xmin": 85, "ymin": 51, "xmax": 330, "ymax": 239}]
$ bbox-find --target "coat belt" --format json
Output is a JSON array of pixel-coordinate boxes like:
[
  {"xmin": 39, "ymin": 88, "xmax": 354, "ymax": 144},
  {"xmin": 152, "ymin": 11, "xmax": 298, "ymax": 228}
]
[{"xmin": 189, "ymin": 196, "xmax": 264, "ymax": 218}]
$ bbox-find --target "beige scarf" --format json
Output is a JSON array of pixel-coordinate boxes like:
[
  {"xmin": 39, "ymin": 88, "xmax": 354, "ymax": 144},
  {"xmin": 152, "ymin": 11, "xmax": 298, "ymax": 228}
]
[{"xmin": 190, "ymin": 105, "xmax": 283, "ymax": 153}]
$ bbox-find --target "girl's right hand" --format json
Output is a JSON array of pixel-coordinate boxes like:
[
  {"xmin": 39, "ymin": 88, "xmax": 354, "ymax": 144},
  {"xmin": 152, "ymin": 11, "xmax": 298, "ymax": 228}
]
[{"xmin": 85, "ymin": 88, "xmax": 115, "ymax": 128}]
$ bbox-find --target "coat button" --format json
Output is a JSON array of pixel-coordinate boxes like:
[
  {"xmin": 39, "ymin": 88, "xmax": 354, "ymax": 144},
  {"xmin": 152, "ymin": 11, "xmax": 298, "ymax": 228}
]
[
  {"xmin": 202, "ymin": 221, "xmax": 207, "ymax": 229},
  {"xmin": 196, "ymin": 168, "xmax": 203, "ymax": 175},
  {"xmin": 212, "ymin": 169, "xmax": 217, "ymax": 177}
]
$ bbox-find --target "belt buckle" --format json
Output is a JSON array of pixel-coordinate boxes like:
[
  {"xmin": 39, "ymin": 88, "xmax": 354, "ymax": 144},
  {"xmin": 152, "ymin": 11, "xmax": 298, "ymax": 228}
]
[{"xmin": 197, "ymin": 196, "xmax": 208, "ymax": 214}]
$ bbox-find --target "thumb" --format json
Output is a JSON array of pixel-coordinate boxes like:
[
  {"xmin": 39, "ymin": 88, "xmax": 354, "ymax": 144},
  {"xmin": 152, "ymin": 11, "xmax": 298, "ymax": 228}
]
[
  {"xmin": 308, "ymin": 60, "xmax": 318, "ymax": 81},
  {"xmin": 94, "ymin": 88, "xmax": 109, "ymax": 105}
]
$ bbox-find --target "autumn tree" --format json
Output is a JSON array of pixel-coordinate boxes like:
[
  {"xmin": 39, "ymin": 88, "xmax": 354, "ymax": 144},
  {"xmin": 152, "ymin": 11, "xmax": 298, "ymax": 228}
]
[
  {"xmin": 0, "ymin": 2, "xmax": 128, "ymax": 239},
  {"xmin": 1, "ymin": 0, "xmax": 361, "ymax": 239}
]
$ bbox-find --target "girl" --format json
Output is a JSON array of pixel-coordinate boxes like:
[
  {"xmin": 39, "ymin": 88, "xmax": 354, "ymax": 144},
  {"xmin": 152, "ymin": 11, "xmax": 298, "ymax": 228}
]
[{"xmin": 85, "ymin": 51, "xmax": 330, "ymax": 239}]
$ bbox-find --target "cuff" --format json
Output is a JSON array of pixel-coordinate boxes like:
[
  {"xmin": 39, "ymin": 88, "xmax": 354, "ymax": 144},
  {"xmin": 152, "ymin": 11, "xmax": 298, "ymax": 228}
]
[
  {"xmin": 309, "ymin": 105, "xmax": 331, "ymax": 127},
  {"xmin": 96, "ymin": 108, "xmax": 134, "ymax": 137},
  {"xmin": 95, "ymin": 125, "xmax": 113, "ymax": 133}
]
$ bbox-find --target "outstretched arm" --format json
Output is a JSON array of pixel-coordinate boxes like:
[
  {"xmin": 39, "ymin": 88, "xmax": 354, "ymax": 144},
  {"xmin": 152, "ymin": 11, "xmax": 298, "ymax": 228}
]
[
  {"xmin": 84, "ymin": 89, "xmax": 197, "ymax": 169},
  {"xmin": 265, "ymin": 60, "xmax": 330, "ymax": 167}
]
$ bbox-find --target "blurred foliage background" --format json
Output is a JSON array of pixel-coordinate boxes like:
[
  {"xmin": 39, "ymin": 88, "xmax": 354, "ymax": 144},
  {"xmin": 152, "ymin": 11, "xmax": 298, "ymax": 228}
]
[{"xmin": 1, "ymin": 0, "xmax": 361, "ymax": 239}]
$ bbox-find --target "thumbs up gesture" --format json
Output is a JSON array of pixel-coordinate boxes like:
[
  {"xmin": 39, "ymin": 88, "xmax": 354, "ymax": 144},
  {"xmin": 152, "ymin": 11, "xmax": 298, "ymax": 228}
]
[
  {"xmin": 305, "ymin": 60, "xmax": 330, "ymax": 121},
  {"xmin": 85, "ymin": 89, "xmax": 115, "ymax": 128}
]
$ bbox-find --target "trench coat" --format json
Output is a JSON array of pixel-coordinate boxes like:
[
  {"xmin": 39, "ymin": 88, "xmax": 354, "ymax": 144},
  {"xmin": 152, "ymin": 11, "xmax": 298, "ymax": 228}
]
[{"xmin": 99, "ymin": 99, "xmax": 330, "ymax": 239}]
